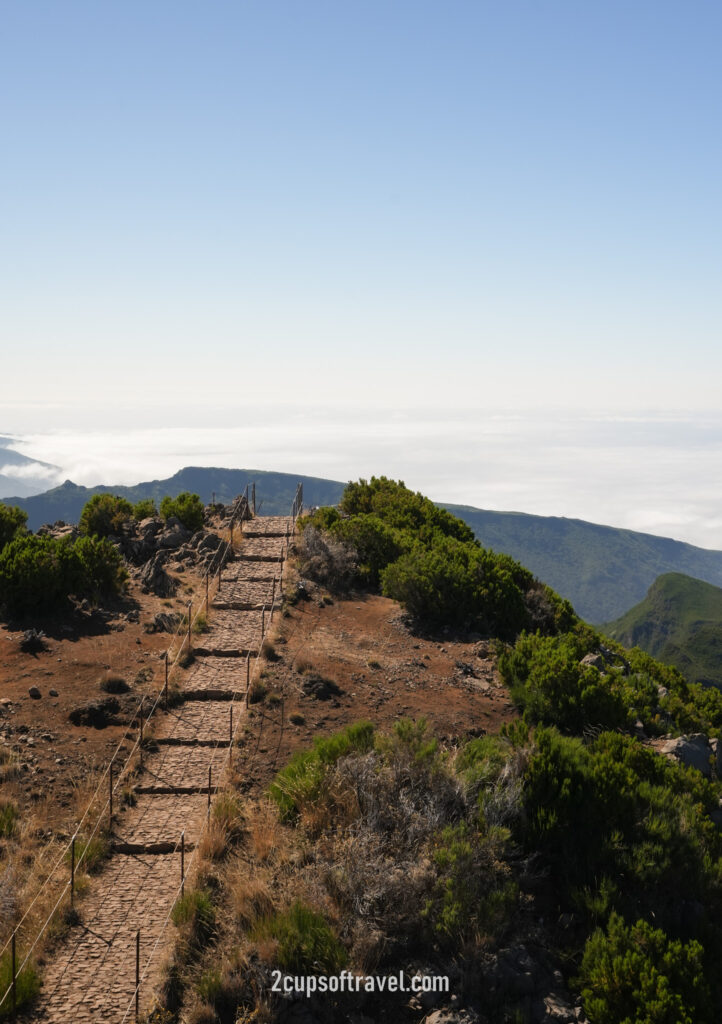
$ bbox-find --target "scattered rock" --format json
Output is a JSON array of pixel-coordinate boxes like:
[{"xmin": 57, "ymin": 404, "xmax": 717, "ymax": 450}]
[
  {"xmin": 28, "ymin": 686, "xmax": 42, "ymax": 700},
  {"xmin": 145, "ymin": 612, "xmax": 182, "ymax": 634},
  {"xmin": 49, "ymin": 688, "xmax": 58, "ymax": 697},
  {"xmin": 68, "ymin": 697, "xmax": 123, "ymax": 728},
  {"xmin": 20, "ymin": 628, "xmax": 48, "ymax": 653},
  {"xmin": 301, "ymin": 673, "xmax": 342, "ymax": 700}
]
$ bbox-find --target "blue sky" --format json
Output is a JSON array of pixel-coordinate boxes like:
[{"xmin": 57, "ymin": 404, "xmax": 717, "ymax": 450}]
[{"xmin": 2, "ymin": 2, "xmax": 721, "ymax": 540}]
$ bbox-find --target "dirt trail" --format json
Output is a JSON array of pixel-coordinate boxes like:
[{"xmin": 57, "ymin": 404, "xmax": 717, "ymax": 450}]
[{"xmin": 30, "ymin": 516, "xmax": 293, "ymax": 1023}]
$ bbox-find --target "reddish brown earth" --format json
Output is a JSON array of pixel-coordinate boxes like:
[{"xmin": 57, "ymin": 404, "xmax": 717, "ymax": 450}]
[
  {"xmin": 235, "ymin": 583, "xmax": 518, "ymax": 795},
  {"xmin": 0, "ymin": 569, "xmax": 203, "ymax": 829}
]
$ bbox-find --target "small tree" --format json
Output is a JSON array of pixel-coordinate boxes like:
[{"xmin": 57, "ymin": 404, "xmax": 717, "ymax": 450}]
[
  {"xmin": 160, "ymin": 492, "xmax": 204, "ymax": 532},
  {"xmin": 132, "ymin": 498, "xmax": 157, "ymax": 520},
  {"xmin": 79, "ymin": 494, "xmax": 133, "ymax": 538}
]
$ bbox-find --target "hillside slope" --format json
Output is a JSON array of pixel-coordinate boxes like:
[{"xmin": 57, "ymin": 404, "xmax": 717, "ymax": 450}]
[
  {"xmin": 445, "ymin": 504, "xmax": 722, "ymax": 623},
  {"xmin": 604, "ymin": 571, "xmax": 722, "ymax": 686}
]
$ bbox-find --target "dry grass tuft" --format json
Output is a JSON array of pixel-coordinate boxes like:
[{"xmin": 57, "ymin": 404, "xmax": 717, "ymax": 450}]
[
  {"xmin": 228, "ymin": 866, "xmax": 275, "ymax": 929},
  {"xmin": 248, "ymin": 801, "xmax": 283, "ymax": 863}
]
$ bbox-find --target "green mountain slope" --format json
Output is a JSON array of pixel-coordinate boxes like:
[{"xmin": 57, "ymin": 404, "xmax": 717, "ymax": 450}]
[
  {"xmin": 604, "ymin": 572, "xmax": 722, "ymax": 686},
  {"xmin": 443, "ymin": 504, "xmax": 722, "ymax": 623}
]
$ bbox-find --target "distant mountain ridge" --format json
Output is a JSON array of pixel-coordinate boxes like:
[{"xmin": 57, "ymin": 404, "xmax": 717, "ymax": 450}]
[
  {"xmin": 604, "ymin": 572, "xmax": 722, "ymax": 687},
  {"xmin": 4, "ymin": 468, "xmax": 346, "ymax": 532},
  {"xmin": 6, "ymin": 467, "xmax": 722, "ymax": 624}
]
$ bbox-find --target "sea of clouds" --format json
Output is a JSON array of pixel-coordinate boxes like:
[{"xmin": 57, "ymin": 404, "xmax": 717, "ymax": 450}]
[{"xmin": 3, "ymin": 408, "xmax": 722, "ymax": 551}]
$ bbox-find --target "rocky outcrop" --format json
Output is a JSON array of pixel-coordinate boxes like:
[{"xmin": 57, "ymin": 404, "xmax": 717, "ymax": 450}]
[
  {"xmin": 138, "ymin": 551, "xmax": 178, "ymax": 597},
  {"xmin": 655, "ymin": 733, "xmax": 719, "ymax": 777}
]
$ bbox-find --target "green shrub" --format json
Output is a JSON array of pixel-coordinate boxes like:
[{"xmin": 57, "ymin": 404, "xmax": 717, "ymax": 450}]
[
  {"xmin": 381, "ymin": 536, "xmax": 532, "ymax": 638},
  {"xmin": 578, "ymin": 912, "xmax": 711, "ymax": 1024},
  {"xmin": 160, "ymin": 492, "xmax": 204, "ymax": 532},
  {"xmin": 0, "ymin": 503, "xmax": 27, "ymax": 551},
  {"xmin": 133, "ymin": 498, "xmax": 157, "ymax": 520},
  {"xmin": 0, "ymin": 949, "xmax": 40, "ymax": 1018},
  {"xmin": 269, "ymin": 721, "xmax": 375, "ymax": 821},
  {"xmin": 79, "ymin": 493, "xmax": 134, "ymax": 537},
  {"xmin": 0, "ymin": 534, "xmax": 126, "ymax": 616},
  {"xmin": 423, "ymin": 822, "xmax": 516, "ymax": 944},
  {"xmin": 340, "ymin": 477, "xmax": 477, "ymax": 545},
  {"xmin": 522, "ymin": 728, "xmax": 722, "ymax": 937},
  {"xmin": 501, "ymin": 631, "xmax": 628, "ymax": 734},
  {"xmin": 252, "ymin": 901, "xmax": 347, "ymax": 974}
]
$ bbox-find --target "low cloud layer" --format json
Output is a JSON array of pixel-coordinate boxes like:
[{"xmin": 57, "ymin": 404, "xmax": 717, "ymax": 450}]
[{"xmin": 9, "ymin": 408, "xmax": 722, "ymax": 551}]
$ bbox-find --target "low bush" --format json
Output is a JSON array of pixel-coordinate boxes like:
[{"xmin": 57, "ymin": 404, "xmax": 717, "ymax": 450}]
[
  {"xmin": 578, "ymin": 912, "xmax": 711, "ymax": 1024},
  {"xmin": 269, "ymin": 721, "xmax": 375, "ymax": 822},
  {"xmin": 79, "ymin": 493, "xmax": 133, "ymax": 538},
  {"xmin": 0, "ymin": 534, "xmax": 126, "ymax": 616},
  {"xmin": 160, "ymin": 493, "xmax": 204, "ymax": 532},
  {"xmin": 133, "ymin": 498, "xmax": 157, "ymax": 520},
  {"xmin": 0, "ymin": 800, "xmax": 18, "ymax": 838}
]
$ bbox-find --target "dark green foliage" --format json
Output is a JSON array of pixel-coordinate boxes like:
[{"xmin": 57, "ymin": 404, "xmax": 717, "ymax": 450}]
[
  {"xmin": 500, "ymin": 631, "xmax": 628, "ymax": 733},
  {"xmin": 309, "ymin": 479, "xmax": 565, "ymax": 639},
  {"xmin": 0, "ymin": 534, "xmax": 126, "ymax": 616},
  {"xmin": 132, "ymin": 498, "xmax": 157, "ymax": 520},
  {"xmin": 522, "ymin": 728, "xmax": 722, "ymax": 940},
  {"xmin": 423, "ymin": 822, "xmax": 516, "ymax": 945},
  {"xmin": 0, "ymin": 502, "xmax": 27, "ymax": 550},
  {"xmin": 341, "ymin": 476, "xmax": 476, "ymax": 545},
  {"xmin": 578, "ymin": 912, "xmax": 711, "ymax": 1024},
  {"xmin": 252, "ymin": 901, "xmax": 347, "ymax": 974},
  {"xmin": 269, "ymin": 721, "xmax": 375, "ymax": 821},
  {"xmin": 160, "ymin": 491, "xmax": 204, "ymax": 532},
  {"xmin": 79, "ymin": 493, "xmax": 133, "ymax": 537},
  {"xmin": 333, "ymin": 514, "xmax": 405, "ymax": 588},
  {"xmin": 381, "ymin": 537, "xmax": 532, "ymax": 639}
]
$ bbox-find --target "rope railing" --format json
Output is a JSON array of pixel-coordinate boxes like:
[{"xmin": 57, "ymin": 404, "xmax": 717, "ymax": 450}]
[
  {"xmin": 117, "ymin": 489, "xmax": 297, "ymax": 1022},
  {"xmin": 0, "ymin": 486, "xmax": 256, "ymax": 1013}
]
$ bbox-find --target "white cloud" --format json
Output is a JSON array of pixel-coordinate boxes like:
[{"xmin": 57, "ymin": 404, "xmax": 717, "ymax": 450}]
[{"xmin": 10, "ymin": 407, "xmax": 722, "ymax": 550}]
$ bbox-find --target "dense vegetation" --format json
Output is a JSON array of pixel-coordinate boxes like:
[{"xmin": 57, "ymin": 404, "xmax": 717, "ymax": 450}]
[
  {"xmin": 605, "ymin": 572, "xmax": 722, "ymax": 687},
  {"xmin": 160, "ymin": 491, "xmax": 204, "ymax": 532},
  {"xmin": 0, "ymin": 533, "xmax": 127, "ymax": 616},
  {"xmin": 300, "ymin": 477, "xmax": 574, "ymax": 639}
]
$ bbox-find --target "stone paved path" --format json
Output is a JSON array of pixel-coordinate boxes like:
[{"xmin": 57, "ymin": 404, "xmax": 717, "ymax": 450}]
[{"xmin": 31, "ymin": 512, "xmax": 294, "ymax": 1023}]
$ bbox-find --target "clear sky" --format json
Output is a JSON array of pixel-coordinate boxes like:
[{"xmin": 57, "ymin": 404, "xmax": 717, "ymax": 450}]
[{"xmin": 2, "ymin": 2, "xmax": 721, "ymax": 541}]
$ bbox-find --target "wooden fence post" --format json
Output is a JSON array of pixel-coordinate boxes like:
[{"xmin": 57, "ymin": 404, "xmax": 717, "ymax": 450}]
[
  {"xmin": 109, "ymin": 763, "xmax": 113, "ymax": 829},
  {"xmin": 135, "ymin": 929, "xmax": 140, "ymax": 1021},
  {"xmin": 181, "ymin": 831, "xmax": 185, "ymax": 897},
  {"xmin": 11, "ymin": 931, "xmax": 16, "ymax": 1013},
  {"xmin": 70, "ymin": 837, "xmax": 75, "ymax": 909}
]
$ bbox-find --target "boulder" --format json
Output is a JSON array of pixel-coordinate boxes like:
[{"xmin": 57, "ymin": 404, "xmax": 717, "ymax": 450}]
[
  {"xmin": 138, "ymin": 552, "xmax": 178, "ymax": 597},
  {"xmin": 157, "ymin": 517, "xmax": 192, "ymax": 550},
  {"xmin": 658, "ymin": 734, "xmax": 714, "ymax": 776},
  {"xmin": 28, "ymin": 686, "xmax": 42, "ymax": 699},
  {"xmin": 148, "ymin": 612, "xmax": 182, "ymax": 634}
]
